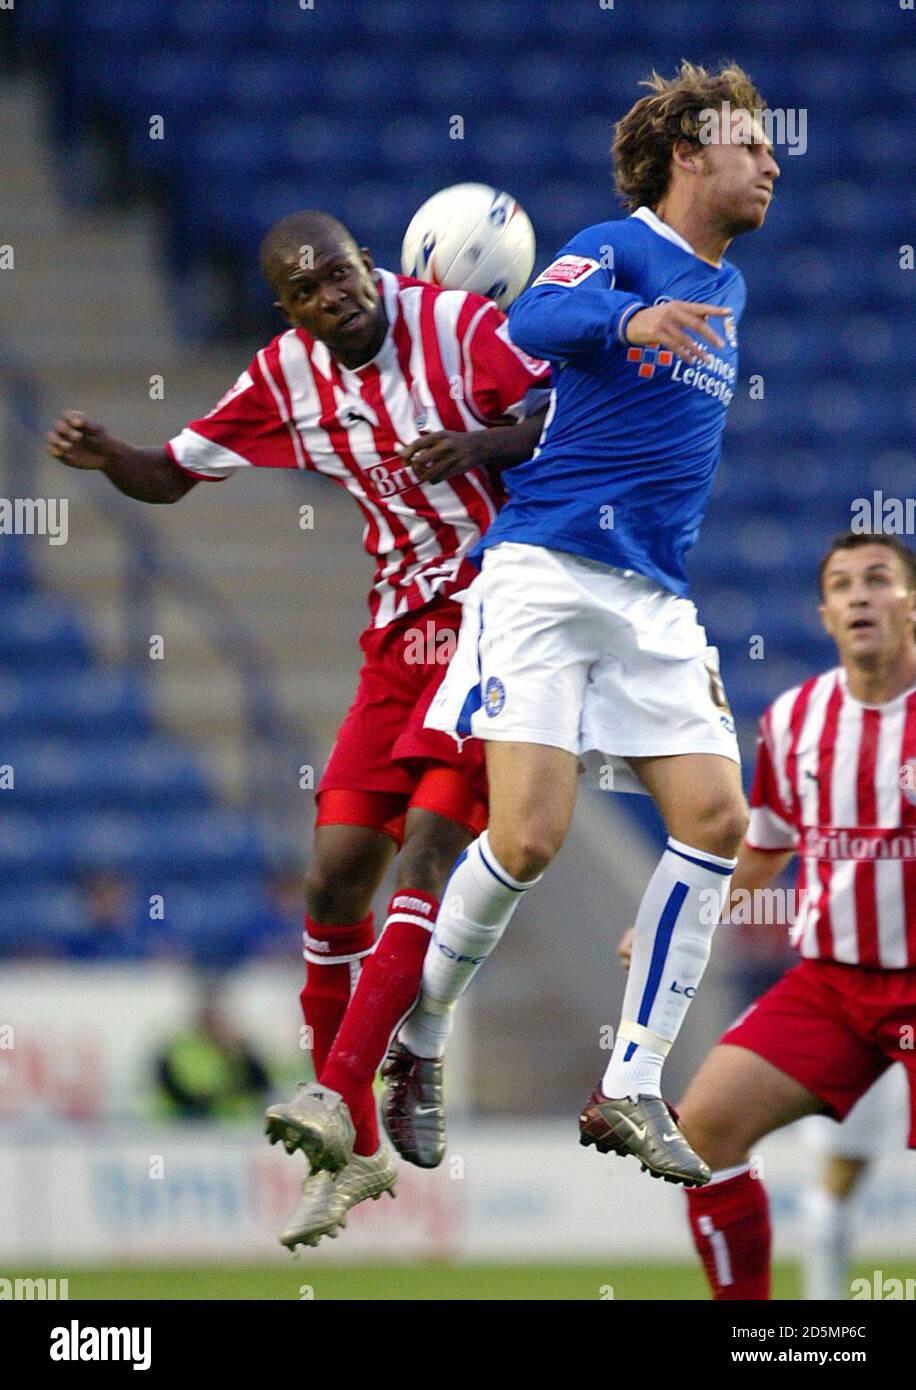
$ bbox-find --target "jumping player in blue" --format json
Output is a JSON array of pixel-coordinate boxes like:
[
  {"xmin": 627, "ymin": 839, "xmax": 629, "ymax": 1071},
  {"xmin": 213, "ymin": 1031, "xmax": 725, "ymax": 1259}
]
[{"xmin": 385, "ymin": 62, "xmax": 781, "ymax": 1185}]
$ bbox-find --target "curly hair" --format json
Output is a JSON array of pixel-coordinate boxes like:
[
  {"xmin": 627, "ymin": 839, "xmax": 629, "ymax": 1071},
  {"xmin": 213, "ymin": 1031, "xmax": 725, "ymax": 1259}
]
[{"xmin": 612, "ymin": 61, "xmax": 767, "ymax": 212}]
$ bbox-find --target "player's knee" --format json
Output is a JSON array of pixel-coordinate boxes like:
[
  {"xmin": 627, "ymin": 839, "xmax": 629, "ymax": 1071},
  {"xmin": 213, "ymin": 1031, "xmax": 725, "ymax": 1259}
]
[
  {"xmin": 490, "ymin": 825, "xmax": 563, "ymax": 882},
  {"xmin": 678, "ymin": 1099, "xmax": 751, "ymax": 1170},
  {"xmin": 304, "ymin": 863, "xmax": 374, "ymax": 923},
  {"xmin": 687, "ymin": 795, "xmax": 748, "ymax": 861},
  {"xmin": 396, "ymin": 832, "xmax": 467, "ymax": 897}
]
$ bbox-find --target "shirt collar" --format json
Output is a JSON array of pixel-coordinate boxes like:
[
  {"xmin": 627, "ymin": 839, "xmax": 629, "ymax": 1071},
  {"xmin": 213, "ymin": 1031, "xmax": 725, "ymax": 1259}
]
[
  {"xmin": 837, "ymin": 665, "xmax": 916, "ymax": 711},
  {"xmin": 631, "ymin": 206, "xmax": 721, "ymax": 269}
]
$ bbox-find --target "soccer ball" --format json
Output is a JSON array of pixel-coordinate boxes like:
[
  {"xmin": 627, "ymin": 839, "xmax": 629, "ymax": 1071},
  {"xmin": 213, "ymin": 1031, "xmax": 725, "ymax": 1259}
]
[{"xmin": 401, "ymin": 183, "xmax": 536, "ymax": 311}]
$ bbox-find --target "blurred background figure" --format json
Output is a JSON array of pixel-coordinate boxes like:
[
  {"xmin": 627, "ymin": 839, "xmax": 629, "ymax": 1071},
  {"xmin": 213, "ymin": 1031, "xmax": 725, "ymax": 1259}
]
[
  {"xmin": 153, "ymin": 980, "xmax": 272, "ymax": 1121},
  {"xmin": 233, "ymin": 863, "xmax": 306, "ymax": 966},
  {"xmin": 65, "ymin": 870, "xmax": 152, "ymax": 962},
  {"xmin": 800, "ymin": 1066, "xmax": 911, "ymax": 1300}
]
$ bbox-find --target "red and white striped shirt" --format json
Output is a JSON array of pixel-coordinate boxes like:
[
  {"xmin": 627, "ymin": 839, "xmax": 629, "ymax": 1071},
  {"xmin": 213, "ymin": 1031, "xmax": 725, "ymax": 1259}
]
[
  {"xmin": 167, "ymin": 269, "xmax": 550, "ymax": 629},
  {"xmin": 748, "ymin": 667, "xmax": 916, "ymax": 969}
]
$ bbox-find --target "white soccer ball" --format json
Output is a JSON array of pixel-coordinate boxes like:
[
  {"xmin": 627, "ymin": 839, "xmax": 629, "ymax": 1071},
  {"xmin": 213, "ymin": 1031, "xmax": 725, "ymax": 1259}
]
[{"xmin": 401, "ymin": 182, "xmax": 536, "ymax": 311}]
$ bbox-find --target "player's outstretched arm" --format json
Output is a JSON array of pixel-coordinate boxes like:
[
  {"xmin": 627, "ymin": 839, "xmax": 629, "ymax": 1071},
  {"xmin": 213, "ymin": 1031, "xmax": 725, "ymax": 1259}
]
[
  {"xmin": 508, "ymin": 279, "xmax": 648, "ymax": 360},
  {"xmin": 397, "ymin": 408, "xmax": 547, "ymax": 484},
  {"xmin": 510, "ymin": 280, "xmax": 731, "ymax": 369},
  {"xmin": 47, "ymin": 410, "xmax": 197, "ymax": 504},
  {"xmin": 727, "ymin": 844, "xmax": 795, "ymax": 902}
]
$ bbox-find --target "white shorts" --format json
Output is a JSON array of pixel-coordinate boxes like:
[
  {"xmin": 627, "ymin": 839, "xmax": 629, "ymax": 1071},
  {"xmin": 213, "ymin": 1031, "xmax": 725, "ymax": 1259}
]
[{"xmin": 425, "ymin": 541, "xmax": 740, "ymax": 795}]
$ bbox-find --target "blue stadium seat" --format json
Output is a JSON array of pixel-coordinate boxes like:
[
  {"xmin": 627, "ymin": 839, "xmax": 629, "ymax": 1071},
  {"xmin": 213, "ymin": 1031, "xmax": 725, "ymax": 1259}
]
[
  {"xmin": 849, "ymin": 116, "xmax": 916, "ymax": 175},
  {"xmin": 881, "ymin": 50, "xmax": 916, "ymax": 101},
  {"xmin": 0, "ymin": 809, "xmax": 270, "ymax": 881},
  {"xmin": 285, "ymin": 114, "xmax": 357, "ymax": 171},
  {"xmin": 379, "ymin": 116, "xmax": 460, "ymax": 171},
  {"xmin": 0, "ymin": 883, "xmax": 86, "ymax": 952},
  {"xmin": 4, "ymin": 738, "xmax": 210, "ymax": 809},
  {"xmin": 357, "ymin": 0, "xmax": 446, "ymax": 45},
  {"xmin": 168, "ymin": 0, "xmax": 264, "ymax": 51},
  {"xmin": 14, "ymin": 0, "xmax": 70, "ymax": 44},
  {"xmin": 0, "ymin": 535, "xmax": 32, "ymax": 592},
  {"xmin": 411, "ymin": 53, "xmax": 504, "ymax": 109},
  {"xmin": 0, "ymin": 669, "xmax": 149, "ymax": 736},
  {"xmin": 719, "ymin": 653, "xmax": 829, "ymax": 722},
  {"xmin": 226, "ymin": 54, "xmax": 319, "ymax": 113},
  {"xmin": 98, "ymin": 49, "xmax": 229, "ymax": 123},
  {"xmin": 827, "ymin": 0, "xmax": 904, "ymax": 37},
  {"xmin": 504, "ymin": 53, "xmax": 590, "ymax": 111},
  {"xmin": 73, "ymin": 0, "xmax": 173, "ymax": 48},
  {"xmin": 144, "ymin": 881, "xmax": 283, "ymax": 965},
  {"xmin": 261, "ymin": 2, "xmax": 366, "ymax": 52},
  {"xmin": 446, "ymin": 2, "xmax": 540, "ymax": 45},
  {"xmin": 0, "ymin": 592, "xmax": 91, "ymax": 668}
]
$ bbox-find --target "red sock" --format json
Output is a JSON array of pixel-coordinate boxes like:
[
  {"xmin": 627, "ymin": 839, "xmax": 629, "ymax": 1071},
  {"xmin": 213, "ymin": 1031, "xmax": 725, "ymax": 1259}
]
[
  {"xmin": 321, "ymin": 889, "xmax": 437, "ymax": 1157},
  {"xmin": 686, "ymin": 1168, "xmax": 772, "ymax": 1300},
  {"xmin": 299, "ymin": 915, "xmax": 376, "ymax": 1078}
]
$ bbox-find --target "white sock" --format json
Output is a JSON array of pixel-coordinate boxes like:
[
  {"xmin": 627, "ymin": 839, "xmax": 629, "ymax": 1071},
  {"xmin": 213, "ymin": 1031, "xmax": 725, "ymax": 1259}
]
[
  {"xmin": 398, "ymin": 831, "xmax": 540, "ymax": 1059},
  {"xmin": 802, "ymin": 1186, "xmax": 851, "ymax": 1301},
  {"xmin": 602, "ymin": 836, "xmax": 736, "ymax": 1099},
  {"xmin": 708, "ymin": 1162, "xmax": 753, "ymax": 1185}
]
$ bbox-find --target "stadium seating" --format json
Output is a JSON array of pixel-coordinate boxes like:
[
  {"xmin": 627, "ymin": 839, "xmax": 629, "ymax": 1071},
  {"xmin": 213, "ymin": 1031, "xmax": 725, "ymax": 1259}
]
[
  {"xmin": 7, "ymin": 0, "xmax": 914, "ymax": 909},
  {"xmin": 0, "ymin": 550, "xmax": 280, "ymax": 961}
]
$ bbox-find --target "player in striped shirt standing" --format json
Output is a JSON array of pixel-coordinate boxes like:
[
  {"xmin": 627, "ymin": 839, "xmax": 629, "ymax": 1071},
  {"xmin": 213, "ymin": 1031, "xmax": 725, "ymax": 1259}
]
[
  {"xmin": 679, "ymin": 532, "xmax": 916, "ymax": 1298},
  {"xmin": 48, "ymin": 209, "xmax": 550, "ymax": 1247}
]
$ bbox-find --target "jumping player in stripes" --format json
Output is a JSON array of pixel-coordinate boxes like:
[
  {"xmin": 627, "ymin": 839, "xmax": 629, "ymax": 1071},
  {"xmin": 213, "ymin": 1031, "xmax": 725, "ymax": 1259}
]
[
  {"xmin": 47, "ymin": 208, "xmax": 550, "ymax": 1247},
  {"xmin": 677, "ymin": 532, "xmax": 916, "ymax": 1298}
]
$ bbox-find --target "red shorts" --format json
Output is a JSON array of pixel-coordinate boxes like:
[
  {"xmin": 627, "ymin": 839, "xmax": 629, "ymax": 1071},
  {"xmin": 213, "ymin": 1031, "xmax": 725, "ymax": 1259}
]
[
  {"xmin": 721, "ymin": 957, "xmax": 916, "ymax": 1147},
  {"xmin": 316, "ymin": 600, "xmax": 487, "ymax": 847}
]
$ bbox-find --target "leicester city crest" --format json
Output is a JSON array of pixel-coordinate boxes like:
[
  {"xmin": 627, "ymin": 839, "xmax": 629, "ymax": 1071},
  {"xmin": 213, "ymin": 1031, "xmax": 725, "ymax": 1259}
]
[{"xmin": 484, "ymin": 676, "xmax": 506, "ymax": 717}]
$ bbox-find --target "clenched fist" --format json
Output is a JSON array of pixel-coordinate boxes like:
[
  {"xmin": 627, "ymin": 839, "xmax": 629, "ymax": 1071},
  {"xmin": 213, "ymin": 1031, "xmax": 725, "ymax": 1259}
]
[{"xmin": 47, "ymin": 411, "xmax": 115, "ymax": 470}]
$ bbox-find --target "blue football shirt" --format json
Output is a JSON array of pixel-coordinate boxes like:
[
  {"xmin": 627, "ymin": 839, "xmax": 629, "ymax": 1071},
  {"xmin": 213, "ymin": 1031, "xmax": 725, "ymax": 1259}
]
[{"xmin": 474, "ymin": 207, "xmax": 746, "ymax": 596}]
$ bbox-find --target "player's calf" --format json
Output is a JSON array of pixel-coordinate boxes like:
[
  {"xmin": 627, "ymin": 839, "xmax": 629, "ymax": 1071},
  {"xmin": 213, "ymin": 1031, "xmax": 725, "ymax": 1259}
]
[{"xmin": 600, "ymin": 837, "xmax": 737, "ymax": 1103}]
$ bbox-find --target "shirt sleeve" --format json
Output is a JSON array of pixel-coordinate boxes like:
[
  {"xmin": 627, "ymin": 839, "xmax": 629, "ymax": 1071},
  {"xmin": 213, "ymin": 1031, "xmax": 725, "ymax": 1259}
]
[
  {"xmin": 507, "ymin": 224, "xmax": 647, "ymax": 361},
  {"xmin": 461, "ymin": 301, "xmax": 552, "ymax": 423},
  {"xmin": 166, "ymin": 355, "xmax": 300, "ymax": 480},
  {"xmin": 745, "ymin": 712, "xmax": 799, "ymax": 852}
]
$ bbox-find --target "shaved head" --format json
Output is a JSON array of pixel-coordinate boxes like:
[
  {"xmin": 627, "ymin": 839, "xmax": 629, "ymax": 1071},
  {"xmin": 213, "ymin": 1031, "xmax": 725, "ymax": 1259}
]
[
  {"xmin": 259, "ymin": 210, "xmax": 360, "ymax": 295},
  {"xmin": 260, "ymin": 208, "xmax": 386, "ymax": 367}
]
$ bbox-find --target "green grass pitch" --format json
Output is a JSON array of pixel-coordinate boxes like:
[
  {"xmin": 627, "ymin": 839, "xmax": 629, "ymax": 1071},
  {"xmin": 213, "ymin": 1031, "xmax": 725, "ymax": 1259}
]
[{"xmin": 10, "ymin": 1262, "xmax": 912, "ymax": 1300}]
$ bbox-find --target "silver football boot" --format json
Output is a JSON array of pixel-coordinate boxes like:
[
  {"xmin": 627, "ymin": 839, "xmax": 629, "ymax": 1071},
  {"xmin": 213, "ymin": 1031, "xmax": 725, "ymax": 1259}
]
[
  {"xmin": 265, "ymin": 1082, "xmax": 355, "ymax": 1173},
  {"xmin": 279, "ymin": 1149, "xmax": 398, "ymax": 1250},
  {"xmin": 578, "ymin": 1088, "xmax": 711, "ymax": 1186}
]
